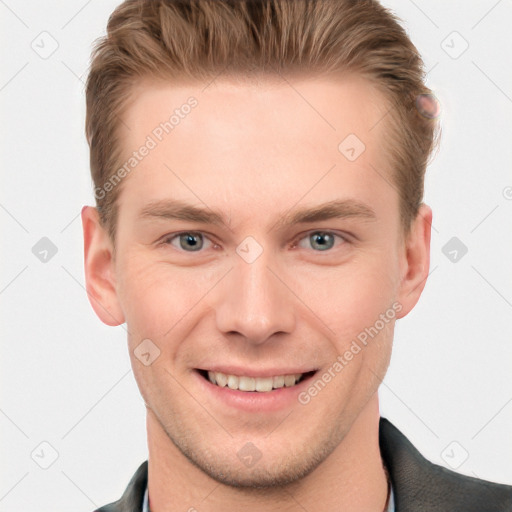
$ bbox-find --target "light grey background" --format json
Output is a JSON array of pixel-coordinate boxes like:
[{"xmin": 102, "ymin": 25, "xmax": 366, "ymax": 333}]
[{"xmin": 1, "ymin": 1, "xmax": 511, "ymax": 510}]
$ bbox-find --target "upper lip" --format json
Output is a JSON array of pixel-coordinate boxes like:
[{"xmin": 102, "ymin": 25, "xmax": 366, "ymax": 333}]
[{"xmin": 196, "ymin": 366, "xmax": 317, "ymax": 378}]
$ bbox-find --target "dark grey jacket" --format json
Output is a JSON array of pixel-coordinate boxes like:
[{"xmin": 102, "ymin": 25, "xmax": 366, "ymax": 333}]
[{"xmin": 95, "ymin": 417, "xmax": 512, "ymax": 511}]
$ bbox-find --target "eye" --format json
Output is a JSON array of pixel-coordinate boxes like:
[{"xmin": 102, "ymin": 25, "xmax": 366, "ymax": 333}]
[
  {"xmin": 159, "ymin": 230, "xmax": 348, "ymax": 254},
  {"xmin": 294, "ymin": 231, "xmax": 348, "ymax": 252},
  {"xmin": 161, "ymin": 231, "xmax": 214, "ymax": 252}
]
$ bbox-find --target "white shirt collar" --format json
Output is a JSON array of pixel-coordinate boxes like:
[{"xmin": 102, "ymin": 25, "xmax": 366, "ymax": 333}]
[{"xmin": 142, "ymin": 485, "xmax": 149, "ymax": 512}]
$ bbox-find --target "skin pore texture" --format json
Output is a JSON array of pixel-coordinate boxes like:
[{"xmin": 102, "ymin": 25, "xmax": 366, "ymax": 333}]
[{"xmin": 82, "ymin": 73, "xmax": 432, "ymax": 511}]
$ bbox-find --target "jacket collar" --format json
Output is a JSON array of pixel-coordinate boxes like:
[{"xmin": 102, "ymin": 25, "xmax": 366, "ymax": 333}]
[{"xmin": 379, "ymin": 416, "xmax": 512, "ymax": 511}]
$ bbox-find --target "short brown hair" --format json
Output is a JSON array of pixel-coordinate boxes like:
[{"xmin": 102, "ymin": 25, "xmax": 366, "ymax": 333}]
[{"xmin": 85, "ymin": 0, "xmax": 440, "ymax": 244}]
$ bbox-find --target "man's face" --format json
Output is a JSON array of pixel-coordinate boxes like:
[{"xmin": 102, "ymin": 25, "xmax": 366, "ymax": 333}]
[{"xmin": 86, "ymin": 74, "xmax": 429, "ymax": 487}]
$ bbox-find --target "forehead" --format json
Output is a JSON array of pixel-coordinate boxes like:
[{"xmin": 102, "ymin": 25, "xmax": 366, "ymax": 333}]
[{"xmin": 115, "ymin": 73, "xmax": 398, "ymax": 230}]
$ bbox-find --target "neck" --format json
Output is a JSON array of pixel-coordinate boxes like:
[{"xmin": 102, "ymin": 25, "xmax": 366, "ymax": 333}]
[{"xmin": 147, "ymin": 394, "xmax": 388, "ymax": 512}]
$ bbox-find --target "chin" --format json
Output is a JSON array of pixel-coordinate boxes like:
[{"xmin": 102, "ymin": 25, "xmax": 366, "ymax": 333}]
[
  {"xmin": 170, "ymin": 425, "xmax": 340, "ymax": 490},
  {"xmin": 187, "ymin": 456, "xmax": 319, "ymax": 490}
]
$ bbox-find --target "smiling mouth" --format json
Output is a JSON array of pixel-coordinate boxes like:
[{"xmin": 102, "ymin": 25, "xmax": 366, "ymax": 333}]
[{"xmin": 197, "ymin": 369, "xmax": 317, "ymax": 392}]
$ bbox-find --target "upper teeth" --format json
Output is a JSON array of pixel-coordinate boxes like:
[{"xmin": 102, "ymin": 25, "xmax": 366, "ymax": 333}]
[{"xmin": 207, "ymin": 371, "xmax": 303, "ymax": 392}]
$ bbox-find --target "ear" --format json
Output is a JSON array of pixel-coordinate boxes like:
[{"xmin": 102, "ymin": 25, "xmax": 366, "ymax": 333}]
[
  {"xmin": 81, "ymin": 206, "xmax": 125, "ymax": 326},
  {"xmin": 395, "ymin": 203, "xmax": 432, "ymax": 319}
]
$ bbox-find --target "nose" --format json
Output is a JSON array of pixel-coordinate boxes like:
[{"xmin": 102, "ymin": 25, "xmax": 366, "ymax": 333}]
[{"xmin": 214, "ymin": 248, "xmax": 296, "ymax": 345}]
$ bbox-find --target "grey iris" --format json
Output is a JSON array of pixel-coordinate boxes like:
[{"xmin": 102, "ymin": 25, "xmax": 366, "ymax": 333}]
[
  {"xmin": 310, "ymin": 232, "xmax": 334, "ymax": 251},
  {"xmin": 179, "ymin": 233, "xmax": 203, "ymax": 251}
]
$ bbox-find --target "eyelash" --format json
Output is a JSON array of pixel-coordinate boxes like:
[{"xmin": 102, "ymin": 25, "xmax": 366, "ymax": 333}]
[{"xmin": 159, "ymin": 230, "xmax": 350, "ymax": 253}]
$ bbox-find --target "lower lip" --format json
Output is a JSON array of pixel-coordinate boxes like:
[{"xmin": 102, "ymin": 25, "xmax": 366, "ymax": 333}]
[{"xmin": 194, "ymin": 370, "xmax": 317, "ymax": 412}]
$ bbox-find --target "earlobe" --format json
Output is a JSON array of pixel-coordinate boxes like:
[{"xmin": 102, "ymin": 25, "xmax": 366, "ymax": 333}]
[
  {"xmin": 395, "ymin": 203, "xmax": 432, "ymax": 319},
  {"xmin": 81, "ymin": 206, "xmax": 125, "ymax": 326}
]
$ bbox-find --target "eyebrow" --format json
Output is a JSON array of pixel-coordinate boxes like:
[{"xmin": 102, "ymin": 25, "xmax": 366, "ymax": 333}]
[{"xmin": 138, "ymin": 198, "xmax": 377, "ymax": 231}]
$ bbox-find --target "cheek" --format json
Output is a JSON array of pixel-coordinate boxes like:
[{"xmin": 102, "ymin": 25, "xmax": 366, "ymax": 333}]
[
  {"xmin": 115, "ymin": 255, "xmax": 217, "ymax": 341},
  {"xmin": 295, "ymin": 254, "xmax": 398, "ymax": 339},
  {"xmin": 115, "ymin": 256, "xmax": 172, "ymax": 338}
]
